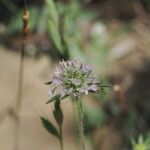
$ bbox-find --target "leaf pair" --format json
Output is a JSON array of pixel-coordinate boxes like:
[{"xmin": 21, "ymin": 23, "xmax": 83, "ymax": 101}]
[{"xmin": 41, "ymin": 100, "xmax": 63, "ymax": 139}]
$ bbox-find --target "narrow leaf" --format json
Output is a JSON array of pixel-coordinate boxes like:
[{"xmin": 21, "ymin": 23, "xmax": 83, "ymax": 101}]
[
  {"xmin": 46, "ymin": 0, "xmax": 59, "ymax": 27},
  {"xmin": 45, "ymin": 81, "xmax": 52, "ymax": 85},
  {"xmin": 46, "ymin": 94, "xmax": 61, "ymax": 104},
  {"xmin": 53, "ymin": 100, "xmax": 63, "ymax": 126},
  {"xmin": 48, "ymin": 20, "xmax": 63, "ymax": 54},
  {"xmin": 40, "ymin": 117, "xmax": 60, "ymax": 138}
]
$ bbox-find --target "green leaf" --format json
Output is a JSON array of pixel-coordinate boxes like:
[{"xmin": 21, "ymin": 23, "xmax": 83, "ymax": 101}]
[
  {"xmin": 46, "ymin": 0, "xmax": 64, "ymax": 55},
  {"xmin": 46, "ymin": 94, "xmax": 61, "ymax": 104},
  {"xmin": 53, "ymin": 100, "xmax": 63, "ymax": 126},
  {"xmin": 139, "ymin": 135, "xmax": 144, "ymax": 144},
  {"xmin": 40, "ymin": 117, "xmax": 60, "ymax": 138},
  {"xmin": 46, "ymin": 0, "xmax": 59, "ymax": 27},
  {"xmin": 48, "ymin": 20, "xmax": 63, "ymax": 54}
]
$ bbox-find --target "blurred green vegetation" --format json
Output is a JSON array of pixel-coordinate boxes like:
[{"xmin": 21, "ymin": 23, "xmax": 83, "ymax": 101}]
[{"xmin": 132, "ymin": 135, "xmax": 150, "ymax": 150}]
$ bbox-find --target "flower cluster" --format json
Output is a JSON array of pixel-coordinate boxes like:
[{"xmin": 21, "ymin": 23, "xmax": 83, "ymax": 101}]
[{"xmin": 46, "ymin": 59, "xmax": 101, "ymax": 103}]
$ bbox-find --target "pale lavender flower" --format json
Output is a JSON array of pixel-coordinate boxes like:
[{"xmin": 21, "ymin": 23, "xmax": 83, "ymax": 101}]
[
  {"xmin": 89, "ymin": 77, "xmax": 100, "ymax": 84},
  {"xmin": 81, "ymin": 64, "xmax": 92, "ymax": 74},
  {"xmin": 80, "ymin": 85, "xmax": 90, "ymax": 95},
  {"xmin": 46, "ymin": 59, "xmax": 101, "ymax": 103},
  {"xmin": 89, "ymin": 84, "xmax": 98, "ymax": 91},
  {"xmin": 51, "ymin": 76, "xmax": 62, "ymax": 86}
]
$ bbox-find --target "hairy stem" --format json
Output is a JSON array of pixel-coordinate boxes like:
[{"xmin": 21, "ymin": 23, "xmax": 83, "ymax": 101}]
[{"xmin": 75, "ymin": 99, "xmax": 85, "ymax": 150}]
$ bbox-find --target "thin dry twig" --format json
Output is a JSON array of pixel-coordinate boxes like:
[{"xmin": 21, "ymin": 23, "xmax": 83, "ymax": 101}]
[{"xmin": 14, "ymin": 6, "xmax": 30, "ymax": 150}]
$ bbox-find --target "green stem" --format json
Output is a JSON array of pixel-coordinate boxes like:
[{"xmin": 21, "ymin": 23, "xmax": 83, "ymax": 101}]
[
  {"xmin": 75, "ymin": 99, "xmax": 85, "ymax": 150},
  {"xmin": 59, "ymin": 125, "xmax": 63, "ymax": 150}
]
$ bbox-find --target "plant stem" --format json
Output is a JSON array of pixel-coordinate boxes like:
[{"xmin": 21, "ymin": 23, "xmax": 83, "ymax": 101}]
[
  {"xmin": 75, "ymin": 99, "xmax": 85, "ymax": 150},
  {"xmin": 14, "ymin": 6, "xmax": 29, "ymax": 150},
  {"xmin": 14, "ymin": 25, "xmax": 25, "ymax": 150},
  {"xmin": 59, "ymin": 125, "xmax": 64, "ymax": 150},
  {"xmin": 14, "ymin": 34, "xmax": 25, "ymax": 150}
]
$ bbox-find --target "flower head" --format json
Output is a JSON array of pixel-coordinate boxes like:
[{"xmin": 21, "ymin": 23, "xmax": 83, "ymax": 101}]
[{"xmin": 46, "ymin": 59, "xmax": 101, "ymax": 103}]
